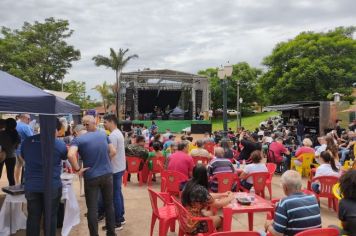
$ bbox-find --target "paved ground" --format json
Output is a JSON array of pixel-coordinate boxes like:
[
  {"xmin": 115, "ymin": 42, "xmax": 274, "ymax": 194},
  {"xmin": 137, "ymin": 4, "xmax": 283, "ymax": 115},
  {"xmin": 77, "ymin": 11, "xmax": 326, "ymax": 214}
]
[{"xmin": 0, "ymin": 134, "xmax": 339, "ymax": 235}]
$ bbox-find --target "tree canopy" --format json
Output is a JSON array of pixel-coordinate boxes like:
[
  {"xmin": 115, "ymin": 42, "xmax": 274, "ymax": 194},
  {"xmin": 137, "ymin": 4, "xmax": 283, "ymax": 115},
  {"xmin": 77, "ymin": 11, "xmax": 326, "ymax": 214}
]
[
  {"xmin": 199, "ymin": 62, "xmax": 262, "ymax": 114},
  {"xmin": 258, "ymin": 26, "xmax": 356, "ymax": 104},
  {"xmin": 0, "ymin": 17, "xmax": 80, "ymax": 90},
  {"xmin": 63, "ymin": 80, "xmax": 98, "ymax": 109}
]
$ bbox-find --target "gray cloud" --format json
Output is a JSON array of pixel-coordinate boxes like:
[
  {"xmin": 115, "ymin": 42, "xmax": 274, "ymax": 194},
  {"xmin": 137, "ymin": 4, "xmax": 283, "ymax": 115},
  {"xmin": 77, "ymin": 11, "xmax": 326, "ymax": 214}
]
[{"xmin": 0, "ymin": 0, "xmax": 355, "ymax": 99}]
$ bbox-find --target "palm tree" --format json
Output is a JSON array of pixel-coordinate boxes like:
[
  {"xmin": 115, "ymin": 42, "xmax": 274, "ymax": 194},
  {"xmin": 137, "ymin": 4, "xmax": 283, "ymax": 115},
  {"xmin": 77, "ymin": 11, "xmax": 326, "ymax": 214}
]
[
  {"xmin": 92, "ymin": 81, "xmax": 111, "ymax": 113},
  {"xmin": 92, "ymin": 48, "xmax": 138, "ymax": 121}
]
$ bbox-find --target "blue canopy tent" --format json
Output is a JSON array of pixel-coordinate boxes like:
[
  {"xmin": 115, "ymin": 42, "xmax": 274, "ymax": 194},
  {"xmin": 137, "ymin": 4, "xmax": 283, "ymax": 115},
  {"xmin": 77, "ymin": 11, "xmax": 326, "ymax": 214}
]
[{"xmin": 0, "ymin": 70, "xmax": 81, "ymax": 235}]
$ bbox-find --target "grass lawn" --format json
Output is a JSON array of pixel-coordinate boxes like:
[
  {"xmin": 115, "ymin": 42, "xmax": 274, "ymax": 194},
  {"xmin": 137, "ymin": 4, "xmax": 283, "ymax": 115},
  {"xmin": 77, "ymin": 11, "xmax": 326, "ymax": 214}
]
[{"xmin": 212, "ymin": 111, "xmax": 280, "ymax": 131}]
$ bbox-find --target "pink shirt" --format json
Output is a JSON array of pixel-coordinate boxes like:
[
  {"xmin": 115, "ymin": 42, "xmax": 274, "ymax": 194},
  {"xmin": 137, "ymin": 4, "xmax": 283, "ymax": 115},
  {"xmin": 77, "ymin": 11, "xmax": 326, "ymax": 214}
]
[
  {"xmin": 295, "ymin": 146, "xmax": 315, "ymax": 160},
  {"xmin": 167, "ymin": 151, "xmax": 194, "ymax": 178},
  {"xmin": 269, "ymin": 141, "xmax": 288, "ymax": 163}
]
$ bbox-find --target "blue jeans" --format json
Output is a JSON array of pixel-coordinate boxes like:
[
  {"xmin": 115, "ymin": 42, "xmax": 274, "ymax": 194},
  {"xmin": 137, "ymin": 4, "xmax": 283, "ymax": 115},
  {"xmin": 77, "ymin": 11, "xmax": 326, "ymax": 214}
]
[
  {"xmin": 98, "ymin": 171, "xmax": 125, "ymax": 223},
  {"xmin": 339, "ymin": 147, "xmax": 350, "ymax": 165},
  {"xmin": 311, "ymin": 182, "xmax": 320, "ymax": 194},
  {"xmin": 25, "ymin": 187, "xmax": 62, "ymax": 236}
]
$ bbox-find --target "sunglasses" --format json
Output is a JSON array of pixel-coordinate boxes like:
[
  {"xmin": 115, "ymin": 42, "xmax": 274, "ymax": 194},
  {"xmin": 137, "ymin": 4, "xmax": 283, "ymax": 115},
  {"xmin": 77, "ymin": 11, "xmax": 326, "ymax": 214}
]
[{"xmin": 83, "ymin": 123, "xmax": 90, "ymax": 126}]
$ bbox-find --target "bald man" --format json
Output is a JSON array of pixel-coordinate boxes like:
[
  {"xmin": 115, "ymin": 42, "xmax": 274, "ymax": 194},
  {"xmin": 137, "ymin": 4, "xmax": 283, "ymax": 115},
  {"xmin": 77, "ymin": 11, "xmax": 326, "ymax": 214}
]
[{"xmin": 68, "ymin": 115, "xmax": 117, "ymax": 235}]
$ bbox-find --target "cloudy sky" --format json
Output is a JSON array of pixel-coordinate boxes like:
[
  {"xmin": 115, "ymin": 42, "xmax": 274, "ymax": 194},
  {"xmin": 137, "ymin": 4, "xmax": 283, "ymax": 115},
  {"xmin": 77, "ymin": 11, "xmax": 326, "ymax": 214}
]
[{"xmin": 0, "ymin": 0, "xmax": 355, "ymax": 99}]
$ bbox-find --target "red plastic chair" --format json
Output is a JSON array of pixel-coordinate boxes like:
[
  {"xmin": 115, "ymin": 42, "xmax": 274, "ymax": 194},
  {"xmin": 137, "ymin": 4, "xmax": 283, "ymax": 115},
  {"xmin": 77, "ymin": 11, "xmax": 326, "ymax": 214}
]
[
  {"xmin": 209, "ymin": 232, "xmax": 261, "ymax": 236},
  {"xmin": 193, "ymin": 156, "xmax": 210, "ymax": 166},
  {"xmin": 310, "ymin": 176, "xmax": 339, "ymax": 211},
  {"xmin": 295, "ymin": 228, "xmax": 339, "ymax": 236},
  {"xmin": 265, "ymin": 163, "xmax": 277, "ymax": 199},
  {"xmin": 204, "ymin": 142, "xmax": 215, "ymax": 155},
  {"xmin": 172, "ymin": 197, "xmax": 216, "ymax": 236},
  {"xmin": 147, "ymin": 156, "xmax": 165, "ymax": 186},
  {"xmin": 240, "ymin": 172, "xmax": 270, "ymax": 198},
  {"xmin": 123, "ymin": 156, "xmax": 144, "ymax": 186},
  {"xmin": 148, "ymin": 188, "xmax": 177, "ymax": 236},
  {"xmin": 161, "ymin": 170, "xmax": 188, "ymax": 197},
  {"xmin": 211, "ymin": 173, "xmax": 237, "ymax": 193}
]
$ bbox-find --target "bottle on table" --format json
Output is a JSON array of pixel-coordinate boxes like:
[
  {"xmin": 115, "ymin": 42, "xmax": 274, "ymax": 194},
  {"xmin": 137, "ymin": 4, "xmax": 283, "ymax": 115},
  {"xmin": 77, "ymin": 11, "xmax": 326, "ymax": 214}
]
[{"xmin": 249, "ymin": 187, "xmax": 255, "ymax": 202}]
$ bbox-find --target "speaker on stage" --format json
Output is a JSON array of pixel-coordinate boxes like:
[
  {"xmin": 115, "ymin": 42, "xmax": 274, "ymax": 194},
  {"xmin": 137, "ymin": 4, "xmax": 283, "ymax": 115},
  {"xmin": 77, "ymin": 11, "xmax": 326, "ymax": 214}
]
[
  {"xmin": 185, "ymin": 101, "xmax": 193, "ymax": 120},
  {"xmin": 191, "ymin": 123, "xmax": 212, "ymax": 134}
]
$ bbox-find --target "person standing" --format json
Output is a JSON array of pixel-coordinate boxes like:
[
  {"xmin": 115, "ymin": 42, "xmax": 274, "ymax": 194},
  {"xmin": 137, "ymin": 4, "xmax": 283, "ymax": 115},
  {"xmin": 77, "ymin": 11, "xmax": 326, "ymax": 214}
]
[
  {"xmin": 101, "ymin": 114, "xmax": 126, "ymax": 229},
  {"xmin": 15, "ymin": 113, "xmax": 33, "ymax": 184},
  {"xmin": 22, "ymin": 119, "xmax": 67, "ymax": 236},
  {"xmin": 68, "ymin": 115, "xmax": 117, "ymax": 236},
  {"xmin": 0, "ymin": 118, "xmax": 20, "ymax": 186}
]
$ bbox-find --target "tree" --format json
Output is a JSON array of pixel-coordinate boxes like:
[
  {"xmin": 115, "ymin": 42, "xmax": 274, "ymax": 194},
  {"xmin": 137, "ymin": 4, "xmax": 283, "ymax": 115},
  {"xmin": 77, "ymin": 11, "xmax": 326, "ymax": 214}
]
[
  {"xmin": 92, "ymin": 81, "xmax": 113, "ymax": 113},
  {"xmin": 199, "ymin": 62, "xmax": 262, "ymax": 114},
  {"xmin": 258, "ymin": 26, "xmax": 356, "ymax": 105},
  {"xmin": 0, "ymin": 18, "xmax": 80, "ymax": 90},
  {"xmin": 92, "ymin": 48, "xmax": 138, "ymax": 120},
  {"xmin": 63, "ymin": 80, "xmax": 98, "ymax": 109}
]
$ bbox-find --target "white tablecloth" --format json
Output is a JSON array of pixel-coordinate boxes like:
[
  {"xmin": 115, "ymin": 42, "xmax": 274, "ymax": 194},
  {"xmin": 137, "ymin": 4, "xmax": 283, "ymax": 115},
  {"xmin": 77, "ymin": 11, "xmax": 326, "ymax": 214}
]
[
  {"xmin": 0, "ymin": 194, "xmax": 26, "ymax": 235},
  {"xmin": 0, "ymin": 174, "xmax": 80, "ymax": 236}
]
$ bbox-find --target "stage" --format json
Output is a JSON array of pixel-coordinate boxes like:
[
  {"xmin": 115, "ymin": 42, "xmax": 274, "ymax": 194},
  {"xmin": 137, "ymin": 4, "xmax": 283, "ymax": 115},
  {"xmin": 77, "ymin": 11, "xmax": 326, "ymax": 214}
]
[{"xmin": 132, "ymin": 120, "xmax": 211, "ymax": 133}]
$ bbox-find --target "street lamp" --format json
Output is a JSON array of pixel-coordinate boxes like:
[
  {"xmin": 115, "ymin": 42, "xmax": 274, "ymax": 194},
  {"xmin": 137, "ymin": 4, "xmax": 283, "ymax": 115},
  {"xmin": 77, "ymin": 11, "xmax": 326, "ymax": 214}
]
[
  {"xmin": 218, "ymin": 65, "xmax": 233, "ymax": 137},
  {"xmin": 236, "ymin": 80, "xmax": 240, "ymax": 130},
  {"xmin": 239, "ymin": 97, "xmax": 243, "ymax": 128}
]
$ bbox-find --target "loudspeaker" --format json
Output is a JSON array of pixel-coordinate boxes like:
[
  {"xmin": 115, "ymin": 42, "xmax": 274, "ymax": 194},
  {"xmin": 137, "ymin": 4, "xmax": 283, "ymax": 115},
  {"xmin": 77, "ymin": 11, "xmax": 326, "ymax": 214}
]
[{"xmin": 191, "ymin": 124, "xmax": 212, "ymax": 134}]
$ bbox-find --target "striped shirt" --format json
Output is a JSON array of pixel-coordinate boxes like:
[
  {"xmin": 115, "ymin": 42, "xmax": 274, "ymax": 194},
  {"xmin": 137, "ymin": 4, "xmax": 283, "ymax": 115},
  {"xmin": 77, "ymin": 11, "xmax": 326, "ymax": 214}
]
[
  {"xmin": 273, "ymin": 192, "xmax": 321, "ymax": 236},
  {"xmin": 208, "ymin": 158, "xmax": 234, "ymax": 192}
]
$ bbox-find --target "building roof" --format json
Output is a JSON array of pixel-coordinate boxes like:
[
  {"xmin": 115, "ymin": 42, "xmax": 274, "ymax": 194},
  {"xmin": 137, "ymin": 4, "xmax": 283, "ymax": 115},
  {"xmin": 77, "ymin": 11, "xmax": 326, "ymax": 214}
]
[{"xmin": 265, "ymin": 101, "xmax": 321, "ymax": 111}]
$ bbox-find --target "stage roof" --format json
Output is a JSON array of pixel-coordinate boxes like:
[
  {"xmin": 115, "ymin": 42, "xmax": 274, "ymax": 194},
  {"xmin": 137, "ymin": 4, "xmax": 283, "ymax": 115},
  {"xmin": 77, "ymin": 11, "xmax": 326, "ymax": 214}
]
[{"xmin": 121, "ymin": 69, "xmax": 207, "ymax": 83}]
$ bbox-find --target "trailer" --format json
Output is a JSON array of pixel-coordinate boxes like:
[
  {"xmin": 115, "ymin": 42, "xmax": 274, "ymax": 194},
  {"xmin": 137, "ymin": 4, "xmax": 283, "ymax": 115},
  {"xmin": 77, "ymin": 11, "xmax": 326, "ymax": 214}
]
[{"xmin": 266, "ymin": 101, "xmax": 350, "ymax": 136}]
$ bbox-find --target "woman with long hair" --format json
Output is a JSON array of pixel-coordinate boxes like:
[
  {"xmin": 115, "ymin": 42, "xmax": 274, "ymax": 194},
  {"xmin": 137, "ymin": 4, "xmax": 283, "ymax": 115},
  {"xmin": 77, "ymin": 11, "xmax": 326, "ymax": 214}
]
[
  {"xmin": 220, "ymin": 138, "xmax": 234, "ymax": 160},
  {"xmin": 325, "ymin": 135, "xmax": 341, "ymax": 168},
  {"xmin": 0, "ymin": 118, "xmax": 20, "ymax": 185},
  {"xmin": 181, "ymin": 164, "xmax": 234, "ymax": 234},
  {"xmin": 311, "ymin": 150, "xmax": 339, "ymax": 193}
]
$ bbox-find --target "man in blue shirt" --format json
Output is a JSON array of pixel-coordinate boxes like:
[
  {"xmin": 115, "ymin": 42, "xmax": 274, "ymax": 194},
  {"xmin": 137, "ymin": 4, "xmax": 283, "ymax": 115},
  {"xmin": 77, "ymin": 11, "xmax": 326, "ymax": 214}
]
[
  {"xmin": 22, "ymin": 118, "xmax": 67, "ymax": 236},
  {"xmin": 68, "ymin": 115, "xmax": 117, "ymax": 236},
  {"xmin": 264, "ymin": 170, "xmax": 321, "ymax": 236},
  {"xmin": 16, "ymin": 113, "xmax": 33, "ymax": 184}
]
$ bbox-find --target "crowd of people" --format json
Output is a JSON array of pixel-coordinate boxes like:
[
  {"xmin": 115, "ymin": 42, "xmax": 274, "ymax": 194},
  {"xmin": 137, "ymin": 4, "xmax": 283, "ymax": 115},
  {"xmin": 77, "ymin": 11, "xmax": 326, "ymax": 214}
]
[{"xmin": 1, "ymin": 114, "xmax": 356, "ymax": 235}]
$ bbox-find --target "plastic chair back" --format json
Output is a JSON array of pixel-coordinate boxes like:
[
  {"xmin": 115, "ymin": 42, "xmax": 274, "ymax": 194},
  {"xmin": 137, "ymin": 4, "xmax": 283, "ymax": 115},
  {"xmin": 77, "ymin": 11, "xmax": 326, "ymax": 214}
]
[
  {"xmin": 210, "ymin": 232, "xmax": 261, "ymax": 236},
  {"xmin": 193, "ymin": 156, "xmax": 210, "ymax": 166},
  {"xmin": 266, "ymin": 163, "xmax": 277, "ymax": 181},
  {"xmin": 212, "ymin": 172, "xmax": 237, "ymax": 193},
  {"xmin": 312, "ymin": 176, "xmax": 339, "ymax": 198},
  {"xmin": 332, "ymin": 183, "xmax": 342, "ymax": 200},
  {"xmin": 204, "ymin": 142, "xmax": 215, "ymax": 155},
  {"xmin": 246, "ymin": 172, "xmax": 270, "ymax": 196},
  {"xmin": 172, "ymin": 197, "xmax": 215, "ymax": 235},
  {"xmin": 126, "ymin": 156, "xmax": 143, "ymax": 173},
  {"xmin": 161, "ymin": 170, "xmax": 188, "ymax": 196},
  {"xmin": 300, "ymin": 153, "xmax": 315, "ymax": 177},
  {"xmin": 148, "ymin": 187, "xmax": 163, "ymax": 217},
  {"xmin": 295, "ymin": 227, "xmax": 339, "ymax": 236},
  {"xmin": 150, "ymin": 156, "xmax": 165, "ymax": 173}
]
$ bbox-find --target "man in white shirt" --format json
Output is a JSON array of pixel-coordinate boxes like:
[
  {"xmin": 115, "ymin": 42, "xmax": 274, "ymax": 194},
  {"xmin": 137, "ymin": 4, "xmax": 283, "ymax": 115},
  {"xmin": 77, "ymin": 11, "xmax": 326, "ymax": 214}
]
[
  {"xmin": 103, "ymin": 114, "xmax": 126, "ymax": 229},
  {"xmin": 315, "ymin": 136, "xmax": 327, "ymax": 158}
]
